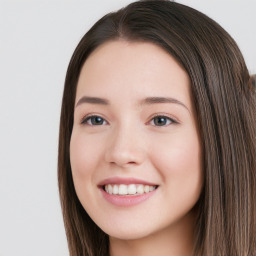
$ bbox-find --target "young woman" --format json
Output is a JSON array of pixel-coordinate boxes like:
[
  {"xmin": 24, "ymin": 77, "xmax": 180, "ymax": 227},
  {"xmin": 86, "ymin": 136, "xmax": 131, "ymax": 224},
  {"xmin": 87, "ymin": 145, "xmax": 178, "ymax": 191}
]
[{"xmin": 58, "ymin": 1, "xmax": 256, "ymax": 255}]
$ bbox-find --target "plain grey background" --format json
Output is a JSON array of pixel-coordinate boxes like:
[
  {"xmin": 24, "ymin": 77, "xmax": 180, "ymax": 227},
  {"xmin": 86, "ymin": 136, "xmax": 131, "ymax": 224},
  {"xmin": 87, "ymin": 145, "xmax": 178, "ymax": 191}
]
[{"xmin": 0, "ymin": 0, "xmax": 255, "ymax": 255}]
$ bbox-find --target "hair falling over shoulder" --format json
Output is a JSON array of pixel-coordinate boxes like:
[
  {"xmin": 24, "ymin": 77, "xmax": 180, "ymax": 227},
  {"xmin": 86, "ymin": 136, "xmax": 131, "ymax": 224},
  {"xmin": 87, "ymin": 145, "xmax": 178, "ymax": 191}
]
[{"xmin": 58, "ymin": 1, "xmax": 256, "ymax": 255}]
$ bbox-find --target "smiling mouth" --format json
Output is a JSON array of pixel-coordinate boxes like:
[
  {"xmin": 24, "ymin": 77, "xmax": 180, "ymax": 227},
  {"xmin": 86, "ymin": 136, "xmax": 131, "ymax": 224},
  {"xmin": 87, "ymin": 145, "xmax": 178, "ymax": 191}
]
[{"xmin": 103, "ymin": 184, "xmax": 158, "ymax": 196}]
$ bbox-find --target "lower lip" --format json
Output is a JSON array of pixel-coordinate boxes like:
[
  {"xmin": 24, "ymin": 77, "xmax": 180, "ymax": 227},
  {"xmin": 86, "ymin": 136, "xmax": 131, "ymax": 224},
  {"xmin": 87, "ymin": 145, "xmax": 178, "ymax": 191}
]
[{"xmin": 100, "ymin": 187, "xmax": 157, "ymax": 207}]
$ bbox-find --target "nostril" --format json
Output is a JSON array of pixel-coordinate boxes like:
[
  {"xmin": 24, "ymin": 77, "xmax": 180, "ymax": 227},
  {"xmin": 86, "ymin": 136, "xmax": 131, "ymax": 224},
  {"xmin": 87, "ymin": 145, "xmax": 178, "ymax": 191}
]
[
  {"xmin": 109, "ymin": 159, "xmax": 139, "ymax": 167},
  {"xmin": 104, "ymin": 138, "xmax": 146, "ymax": 167}
]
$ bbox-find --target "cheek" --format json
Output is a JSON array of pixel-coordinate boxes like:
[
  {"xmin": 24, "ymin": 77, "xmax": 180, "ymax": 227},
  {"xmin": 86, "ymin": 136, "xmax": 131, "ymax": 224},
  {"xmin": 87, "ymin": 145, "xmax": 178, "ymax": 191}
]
[
  {"xmin": 69, "ymin": 132, "xmax": 102, "ymax": 183},
  {"xmin": 152, "ymin": 131, "xmax": 201, "ymax": 167},
  {"xmin": 150, "ymin": 129, "xmax": 202, "ymax": 194}
]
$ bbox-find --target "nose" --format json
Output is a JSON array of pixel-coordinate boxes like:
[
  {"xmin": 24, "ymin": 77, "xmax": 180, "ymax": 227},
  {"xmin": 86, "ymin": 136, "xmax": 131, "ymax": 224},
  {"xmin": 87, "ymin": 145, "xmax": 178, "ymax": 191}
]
[{"xmin": 104, "ymin": 124, "xmax": 146, "ymax": 168}]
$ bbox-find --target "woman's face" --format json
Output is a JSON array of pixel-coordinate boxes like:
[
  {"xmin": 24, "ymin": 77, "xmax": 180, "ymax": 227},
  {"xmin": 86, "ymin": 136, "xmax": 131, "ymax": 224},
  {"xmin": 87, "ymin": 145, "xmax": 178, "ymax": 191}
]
[{"xmin": 70, "ymin": 40, "xmax": 203, "ymax": 240}]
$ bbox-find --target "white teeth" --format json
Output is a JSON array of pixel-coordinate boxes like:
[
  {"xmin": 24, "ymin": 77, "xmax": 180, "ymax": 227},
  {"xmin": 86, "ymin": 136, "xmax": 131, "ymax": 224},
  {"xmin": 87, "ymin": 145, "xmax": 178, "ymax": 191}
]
[
  {"xmin": 144, "ymin": 185, "xmax": 149, "ymax": 193},
  {"xmin": 119, "ymin": 184, "xmax": 128, "ymax": 195},
  {"xmin": 137, "ymin": 184, "xmax": 144, "ymax": 194},
  {"xmin": 107, "ymin": 184, "xmax": 112, "ymax": 194},
  {"xmin": 128, "ymin": 184, "xmax": 136, "ymax": 195},
  {"xmin": 149, "ymin": 186, "xmax": 155, "ymax": 192},
  {"xmin": 104, "ymin": 184, "xmax": 157, "ymax": 196},
  {"xmin": 113, "ymin": 185, "xmax": 118, "ymax": 195}
]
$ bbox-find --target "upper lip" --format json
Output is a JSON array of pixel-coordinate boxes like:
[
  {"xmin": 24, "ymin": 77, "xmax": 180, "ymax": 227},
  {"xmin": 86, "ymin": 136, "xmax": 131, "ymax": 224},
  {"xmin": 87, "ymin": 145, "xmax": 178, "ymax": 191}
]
[{"xmin": 98, "ymin": 177, "xmax": 158, "ymax": 186}]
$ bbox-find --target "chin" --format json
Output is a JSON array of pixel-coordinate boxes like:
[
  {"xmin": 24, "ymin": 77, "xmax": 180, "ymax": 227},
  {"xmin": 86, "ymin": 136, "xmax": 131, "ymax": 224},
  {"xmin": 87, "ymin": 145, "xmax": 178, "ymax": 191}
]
[
  {"xmin": 101, "ymin": 223, "xmax": 158, "ymax": 241},
  {"xmin": 108, "ymin": 231, "xmax": 150, "ymax": 241}
]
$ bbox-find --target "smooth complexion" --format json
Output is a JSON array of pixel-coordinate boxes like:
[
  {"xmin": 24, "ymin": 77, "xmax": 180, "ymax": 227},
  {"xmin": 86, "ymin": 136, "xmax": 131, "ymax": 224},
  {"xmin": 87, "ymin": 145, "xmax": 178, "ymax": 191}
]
[{"xmin": 70, "ymin": 40, "xmax": 203, "ymax": 256}]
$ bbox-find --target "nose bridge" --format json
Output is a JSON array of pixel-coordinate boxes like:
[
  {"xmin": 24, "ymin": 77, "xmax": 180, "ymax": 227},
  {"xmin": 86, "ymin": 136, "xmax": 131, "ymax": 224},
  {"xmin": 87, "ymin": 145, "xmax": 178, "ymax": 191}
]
[{"xmin": 105, "ymin": 119, "xmax": 145, "ymax": 166}]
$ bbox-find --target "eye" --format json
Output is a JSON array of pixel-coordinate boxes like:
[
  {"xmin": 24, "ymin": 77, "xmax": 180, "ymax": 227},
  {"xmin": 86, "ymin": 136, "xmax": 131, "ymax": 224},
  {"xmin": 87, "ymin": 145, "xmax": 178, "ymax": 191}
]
[
  {"xmin": 81, "ymin": 115, "xmax": 107, "ymax": 126},
  {"xmin": 150, "ymin": 115, "xmax": 176, "ymax": 126}
]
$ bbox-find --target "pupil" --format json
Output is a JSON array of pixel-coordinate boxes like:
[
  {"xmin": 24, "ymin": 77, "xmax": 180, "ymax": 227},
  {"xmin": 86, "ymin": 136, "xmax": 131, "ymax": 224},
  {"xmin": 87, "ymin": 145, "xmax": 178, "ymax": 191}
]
[
  {"xmin": 154, "ymin": 116, "xmax": 166, "ymax": 126},
  {"xmin": 92, "ymin": 116, "xmax": 103, "ymax": 125}
]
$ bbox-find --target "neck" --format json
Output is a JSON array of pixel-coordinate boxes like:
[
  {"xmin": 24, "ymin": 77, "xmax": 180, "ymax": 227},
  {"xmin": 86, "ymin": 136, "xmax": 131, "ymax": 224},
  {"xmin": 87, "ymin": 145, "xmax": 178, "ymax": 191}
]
[{"xmin": 109, "ymin": 209, "xmax": 196, "ymax": 256}]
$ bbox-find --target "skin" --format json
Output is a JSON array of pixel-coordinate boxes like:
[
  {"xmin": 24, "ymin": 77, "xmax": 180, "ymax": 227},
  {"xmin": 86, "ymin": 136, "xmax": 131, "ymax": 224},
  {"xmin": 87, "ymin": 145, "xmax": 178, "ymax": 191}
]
[{"xmin": 70, "ymin": 40, "xmax": 203, "ymax": 256}]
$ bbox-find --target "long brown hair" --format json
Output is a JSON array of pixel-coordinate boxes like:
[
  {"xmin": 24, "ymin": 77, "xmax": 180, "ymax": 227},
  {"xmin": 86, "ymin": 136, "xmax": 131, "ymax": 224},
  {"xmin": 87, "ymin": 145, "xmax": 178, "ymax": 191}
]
[{"xmin": 58, "ymin": 1, "xmax": 256, "ymax": 255}]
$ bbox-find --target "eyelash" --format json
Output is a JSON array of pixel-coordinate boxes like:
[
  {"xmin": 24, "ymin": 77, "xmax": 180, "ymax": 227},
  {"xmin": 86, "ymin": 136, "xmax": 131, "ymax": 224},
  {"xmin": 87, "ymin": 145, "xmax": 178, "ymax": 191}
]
[
  {"xmin": 81, "ymin": 115, "xmax": 108, "ymax": 126},
  {"xmin": 80, "ymin": 114, "xmax": 178, "ymax": 127},
  {"xmin": 148, "ymin": 114, "xmax": 178, "ymax": 126}
]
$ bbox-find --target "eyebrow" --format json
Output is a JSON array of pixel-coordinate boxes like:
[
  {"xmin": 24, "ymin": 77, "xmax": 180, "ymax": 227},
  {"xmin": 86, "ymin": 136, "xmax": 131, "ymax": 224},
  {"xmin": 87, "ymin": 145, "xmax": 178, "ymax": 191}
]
[
  {"xmin": 76, "ymin": 96, "xmax": 109, "ymax": 107},
  {"xmin": 140, "ymin": 97, "xmax": 189, "ymax": 111},
  {"xmin": 75, "ymin": 96, "xmax": 189, "ymax": 112}
]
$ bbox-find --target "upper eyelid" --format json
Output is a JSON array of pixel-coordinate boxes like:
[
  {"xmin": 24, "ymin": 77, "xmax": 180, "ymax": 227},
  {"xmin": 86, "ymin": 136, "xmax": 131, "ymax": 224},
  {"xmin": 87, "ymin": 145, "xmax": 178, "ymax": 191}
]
[
  {"xmin": 147, "ymin": 113, "xmax": 179, "ymax": 124},
  {"xmin": 80, "ymin": 114, "xmax": 108, "ymax": 125}
]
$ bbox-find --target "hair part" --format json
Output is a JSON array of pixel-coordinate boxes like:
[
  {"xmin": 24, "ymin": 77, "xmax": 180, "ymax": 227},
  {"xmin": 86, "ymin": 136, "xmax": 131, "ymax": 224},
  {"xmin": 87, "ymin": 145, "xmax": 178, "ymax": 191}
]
[{"xmin": 58, "ymin": 1, "xmax": 256, "ymax": 255}]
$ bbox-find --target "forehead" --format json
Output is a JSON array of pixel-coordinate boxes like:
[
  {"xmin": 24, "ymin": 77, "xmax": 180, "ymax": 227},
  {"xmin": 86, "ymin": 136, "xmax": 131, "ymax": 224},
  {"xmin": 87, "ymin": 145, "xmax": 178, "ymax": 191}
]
[{"xmin": 76, "ymin": 40, "xmax": 192, "ymax": 108}]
